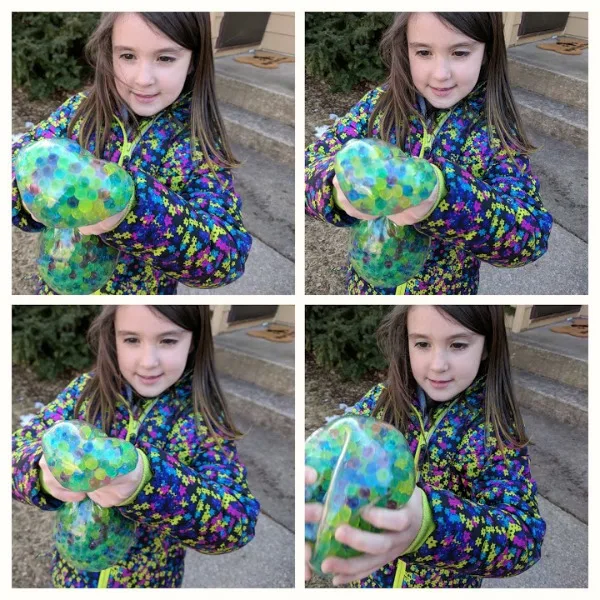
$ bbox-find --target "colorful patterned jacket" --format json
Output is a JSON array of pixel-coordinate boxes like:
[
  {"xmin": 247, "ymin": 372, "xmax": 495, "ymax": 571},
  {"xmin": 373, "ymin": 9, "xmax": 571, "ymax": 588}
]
[
  {"xmin": 12, "ymin": 372, "xmax": 259, "ymax": 588},
  {"xmin": 342, "ymin": 378, "xmax": 545, "ymax": 587},
  {"xmin": 12, "ymin": 92, "xmax": 252, "ymax": 294},
  {"xmin": 305, "ymin": 85, "xmax": 552, "ymax": 294}
]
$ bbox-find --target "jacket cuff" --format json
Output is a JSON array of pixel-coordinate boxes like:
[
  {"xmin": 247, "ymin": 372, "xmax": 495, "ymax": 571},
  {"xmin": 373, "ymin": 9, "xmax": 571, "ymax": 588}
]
[
  {"xmin": 402, "ymin": 487, "xmax": 435, "ymax": 555},
  {"xmin": 118, "ymin": 449, "xmax": 152, "ymax": 507},
  {"xmin": 418, "ymin": 163, "xmax": 446, "ymax": 222}
]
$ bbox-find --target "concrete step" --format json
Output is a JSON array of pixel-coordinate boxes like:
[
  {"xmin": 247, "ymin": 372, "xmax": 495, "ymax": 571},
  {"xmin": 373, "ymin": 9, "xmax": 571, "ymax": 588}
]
[
  {"xmin": 214, "ymin": 325, "xmax": 295, "ymax": 396},
  {"xmin": 215, "ymin": 56, "xmax": 294, "ymax": 127},
  {"xmin": 220, "ymin": 102, "xmax": 294, "ymax": 166},
  {"xmin": 221, "ymin": 374, "xmax": 294, "ymax": 437},
  {"xmin": 483, "ymin": 495, "xmax": 587, "ymax": 587},
  {"xmin": 510, "ymin": 324, "xmax": 587, "ymax": 390},
  {"xmin": 527, "ymin": 130, "xmax": 588, "ymax": 242},
  {"xmin": 513, "ymin": 368, "xmax": 587, "ymax": 427},
  {"xmin": 508, "ymin": 40, "xmax": 587, "ymax": 110},
  {"xmin": 231, "ymin": 143, "xmax": 295, "ymax": 262},
  {"xmin": 183, "ymin": 512, "xmax": 294, "ymax": 587},
  {"xmin": 234, "ymin": 411, "xmax": 295, "ymax": 532},
  {"xmin": 512, "ymin": 87, "xmax": 587, "ymax": 150},
  {"xmin": 521, "ymin": 406, "xmax": 587, "ymax": 524},
  {"xmin": 177, "ymin": 235, "xmax": 294, "ymax": 295}
]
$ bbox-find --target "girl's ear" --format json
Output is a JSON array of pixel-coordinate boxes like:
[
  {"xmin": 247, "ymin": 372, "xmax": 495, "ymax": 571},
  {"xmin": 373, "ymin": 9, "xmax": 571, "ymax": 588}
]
[{"xmin": 481, "ymin": 346, "xmax": 489, "ymax": 361}]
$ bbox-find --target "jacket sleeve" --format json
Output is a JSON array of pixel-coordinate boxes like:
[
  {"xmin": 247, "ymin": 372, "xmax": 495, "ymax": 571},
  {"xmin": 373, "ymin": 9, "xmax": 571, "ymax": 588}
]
[
  {"xmin": 305, "ymin": 88, "xmax": 384, "ymax": 226},
  {"xmin": 11, "ymin": 373, "xmax": 91, "ymax": 511},
  {"xmin": 99, "ymin": 150, "xmax": 252, "ymax": 288},
  {"xmin": 407, "ymin": 424, "xmax": 546, "ymax": 578},
  {"xmin": 12, "ymin": 93, "xmax": 86, "ymax": 233},
  {"xmin": 118, "ymin": 413, "xmax": 259, "ymax": 554},
  {"xmin": 417, "ymin": 129, "xmax": 552, "ymax": 267}
]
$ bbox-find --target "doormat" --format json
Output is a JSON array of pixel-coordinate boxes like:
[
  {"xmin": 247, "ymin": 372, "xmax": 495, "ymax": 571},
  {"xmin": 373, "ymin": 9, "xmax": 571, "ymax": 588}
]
[
  {"xmin": 234, "ymin": 51, "xmax": 295, "ymax": 69},
  {"xmin": 550, "ymin": 318, "xmax": 588, "ymax": 338},
  {"xmin": 247, "ymin": 324, "xmax": 295, "ymax": 343},
  {"xmin": 537, "ymin": 37, "xmax": 588, "ymax": 55}
]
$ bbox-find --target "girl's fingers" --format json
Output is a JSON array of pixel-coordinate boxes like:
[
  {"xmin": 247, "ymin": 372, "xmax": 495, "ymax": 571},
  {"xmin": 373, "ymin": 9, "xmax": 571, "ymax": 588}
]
[
  {"xmin": 305, "ymin": 502, "xmax": 323, "ymax": 523},
  {"xmin": 360, "ymin": 505, "xmax": 410, "ymax": 532},
  {"xmin": 305, "ymin": 466, "xmax": 318, "ymax": 485},
  {"xmin": 334, "ymin": 523, "xmax": 404, "ymax": 555},
  {"xmin": 323, "ymin": 550, "xmax": 399, "ymax": 583}
]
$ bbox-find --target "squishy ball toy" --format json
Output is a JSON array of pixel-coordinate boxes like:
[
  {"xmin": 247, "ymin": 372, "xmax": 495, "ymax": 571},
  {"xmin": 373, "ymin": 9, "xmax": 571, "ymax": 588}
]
[
  {"xmin": 349, "ymin": 219, "xmax": 430, "ymax": 288},
  {"xmin": 15, "ymin": 138, "xmax": 134, "ymax": 229},
  {"xmin": 305, "ymin": 415, "xmax": 415, "ymax": 576},
  {"xmin": 334, "ymin": 139, "xmax": 438, "ymax": 217},
  {"xmin": 41, "ymin": 420, "xmax": 139, "ymax": 493},
  {"xmin": 15, "ymin": 138, "xmax": 134, "ymax": 294},
  {"xmin": 55, "ymin": 498, "xmax": 137, "ymax": 572}
]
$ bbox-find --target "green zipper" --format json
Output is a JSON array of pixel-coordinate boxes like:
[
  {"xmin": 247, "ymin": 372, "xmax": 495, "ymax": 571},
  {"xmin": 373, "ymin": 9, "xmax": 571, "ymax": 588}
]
[
  {"xmin": 96, "ymin": 396, "xmax": 160, "ymax": 588},
  {"xmin": 114, "ymin": 117, "xmax": 158, "ymax": 166},
  {"xmin": 392, "ymin": 399, "xmax": 457, "ymax": 588}
]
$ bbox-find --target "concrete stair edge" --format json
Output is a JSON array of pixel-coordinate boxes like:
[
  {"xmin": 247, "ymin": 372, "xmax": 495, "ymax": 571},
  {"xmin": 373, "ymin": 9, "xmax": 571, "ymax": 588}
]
[
  {"xmin": 220, "ymin": 102, "xmax": 294, "ymax": 165},
  {"xmin": 221, "ymin": 374, "xmax": 294, "ymax": 436},
  {"xmin": 509, "ymin": 340, "xmax": 587, "ymax": 391},
  {"xmin": 215, "ymin": 343, "xmax": 295, "ymax": 397},
  {"xmin": 513, "ymin": 87, "xmax": 587, "ymax": 149},
  {"xmin": 508, "ymin": 57, "xmax": 587, "ymax": 110},
  {"xmin": 216, "ymin": 73, "xmax": 294, "ymax": 127},
  {"xmin": 513, "ymin": 369, "xmax": 587, "ymax": 427}
]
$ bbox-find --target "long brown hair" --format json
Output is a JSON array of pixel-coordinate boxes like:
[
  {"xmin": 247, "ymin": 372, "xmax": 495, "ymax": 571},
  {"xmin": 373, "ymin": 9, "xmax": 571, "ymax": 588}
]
[
  {"xmin": 75, "ymin": 305, "xmax": 241, "ymax": 440},
  {"xmin": 370, "ymin": 12, "xmax": 534, "ymax": 157},
  {"xmin": 374, "ymin": 305, "xmax": 528, "ymax": 450},
  {"xmin": 67, "ymin": 12, "xmax": 239, "ymax": 168}
]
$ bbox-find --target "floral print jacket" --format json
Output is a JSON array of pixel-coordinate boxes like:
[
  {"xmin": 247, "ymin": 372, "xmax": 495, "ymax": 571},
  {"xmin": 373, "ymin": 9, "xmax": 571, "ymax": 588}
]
[
  {"xmin": 12, "ymin": 372, "xmax": 259, "ymax": 587},
  {"xmin": 12, "ymin": 92, "xmax": 251, "ymax": 294},
  {"xmin": 343, "ymin": 378, "xmax": 545, "ymax": 587},
  {"xmin": 305, "ymin": 85, "xmax": 552, "ymax": 294}
]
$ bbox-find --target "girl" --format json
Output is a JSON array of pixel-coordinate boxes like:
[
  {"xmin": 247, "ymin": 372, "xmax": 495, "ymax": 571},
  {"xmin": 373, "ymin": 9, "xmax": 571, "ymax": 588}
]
[
  {"xmin": 12, "ymin": 305, "xmax": 259, "ymax": 587},
  {"xmin": 305, "ymin": 305, "xmax": 546, "ymax": 587},
  {"xmin": 305, "ymin": 13, "xmax": 553, "ymax": 295},
  {"xmin": 12, "ymin": 13, "xmax": 251, "ymax": 294}
]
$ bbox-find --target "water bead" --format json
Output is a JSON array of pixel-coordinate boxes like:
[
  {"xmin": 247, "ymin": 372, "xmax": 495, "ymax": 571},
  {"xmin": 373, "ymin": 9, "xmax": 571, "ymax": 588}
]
[{"xmin": 305, "ymin": 415, "xmax": 416, "ymax": 576}]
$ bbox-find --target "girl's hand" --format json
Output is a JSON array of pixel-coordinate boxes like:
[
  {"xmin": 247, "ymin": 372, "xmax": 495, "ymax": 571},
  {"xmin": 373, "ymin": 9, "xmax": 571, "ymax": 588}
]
[
  {"xmin": 87, "ymin": 451, "xmax": 144, "ymax": 508},
  {"xmin": 78, "ymin": 207, "xmax": 130, "ymax": 235},
  {"xmin": 39, "ymin": 454, "xmax": 86, "ymax": 503},
  {"xmin": 387, "ymin": 181, "xmax": 439, "ymax": 226},
  {"xmin": 321, "ymin": 485, "xmax": 424, "ymax": 586},
  {"xmin": 305, "ymin": 466, "xmax": 323, "ymax": 581},
  {"xmin": 332, "ymin": 175, "xmax": 378, "ymax": 221}
]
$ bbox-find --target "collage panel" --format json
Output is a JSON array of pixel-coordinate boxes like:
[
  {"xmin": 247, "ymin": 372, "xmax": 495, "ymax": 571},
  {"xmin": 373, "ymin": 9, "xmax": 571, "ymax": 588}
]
[
  {"xmin": 12, "ymin": 304, "xmax": 294, "ymax": 587},
  {"xmin": 305, "ymin": 12, "xmax": 587, "ymax": 295},
  {"xmin": 305, "ymin": 304, "xmax": 587, "ymax": 588},
  {"xmin": 12, "ymin": 11, "xmax": 294, "ymax": 296}
]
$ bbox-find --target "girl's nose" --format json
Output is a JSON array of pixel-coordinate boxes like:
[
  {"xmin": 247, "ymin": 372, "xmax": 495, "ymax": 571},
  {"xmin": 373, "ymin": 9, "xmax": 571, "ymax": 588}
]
[
  {"xmin": 430, "ymin": 348, "xmax": 449, "ymax": 372},
  {"xmin": 134, "ymin": 61, "xmax": 156, "ymax": 87},
  {"xmin": 432, "ymin": 56, "xmax": 452, "ymax": 81},
  {"xmin": 140, "ymin": 345, "xmax": 160, "ymax": 368}
]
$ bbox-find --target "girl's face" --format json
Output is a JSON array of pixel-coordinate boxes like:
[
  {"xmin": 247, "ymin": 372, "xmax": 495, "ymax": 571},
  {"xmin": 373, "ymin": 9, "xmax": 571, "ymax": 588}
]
[
  {"xmin": 112, "ymin": 13, "xmax": 193, "ymax": 117},
  {"xmin": 115, "ymin": 306, "xmax": 193, "ymax": 398},
  {"xmin": 407, "ymin": 13, "xmax": 485, "ymax": 109},
  {"xmin": 407, "ymin": 306, "xmax": 486, "ymax": 402}
]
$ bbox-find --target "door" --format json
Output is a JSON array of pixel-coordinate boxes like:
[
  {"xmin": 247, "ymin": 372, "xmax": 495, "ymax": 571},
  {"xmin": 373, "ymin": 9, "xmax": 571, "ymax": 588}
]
[
  {"xmin": 216, "ymin": 13, "xmax": 271, "ymax": 50},
  {"xmin": 518, "ymin": 13, "xmax": 569, "ymax": 37}
]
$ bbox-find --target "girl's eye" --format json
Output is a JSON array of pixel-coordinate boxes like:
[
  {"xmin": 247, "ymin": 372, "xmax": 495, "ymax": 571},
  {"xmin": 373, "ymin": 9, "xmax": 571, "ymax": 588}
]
[
  {"xmin": 119, "ymin": 53, "xmax": 135, "ymax": 61},
  {"xmin": 158, "ymin": 56, "xmax": 176, "ymax": 63},
  {"xmin": 415, "ymin": 50, "xmax": 431, "ymax": 57},
  {"xmin": 414, "ymin": 341, "xmax": 430, "ymax": 349},
  {"xmin": 161, "ymin": 338, "xmax": 178, "ymax": 346},
  {"xmin": 123, "ymin": 337, "xmax": 139, "ymax": 344},
  {"xmin": 451, "ymin": 342, "xmax": 469, "ymax": 350},
  {"xmin": 453, "ymin": 50, "xmax": 470, "ymax": 58}
]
